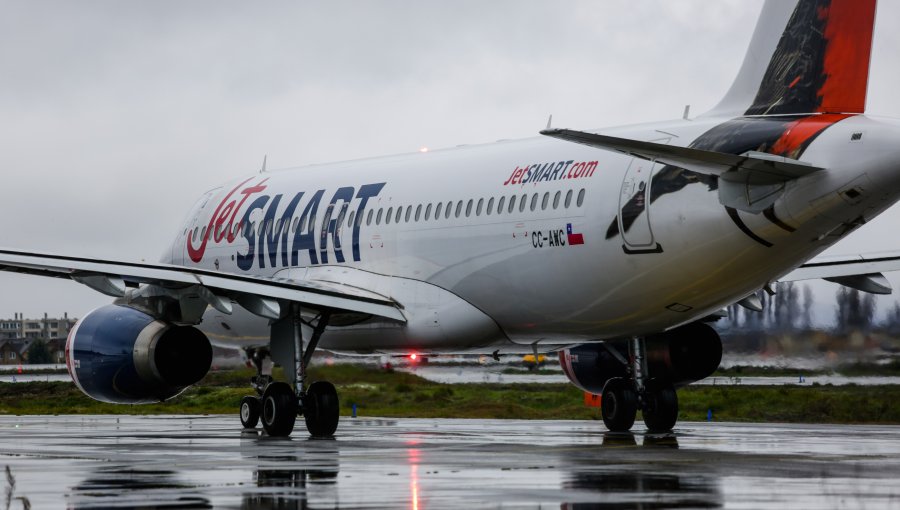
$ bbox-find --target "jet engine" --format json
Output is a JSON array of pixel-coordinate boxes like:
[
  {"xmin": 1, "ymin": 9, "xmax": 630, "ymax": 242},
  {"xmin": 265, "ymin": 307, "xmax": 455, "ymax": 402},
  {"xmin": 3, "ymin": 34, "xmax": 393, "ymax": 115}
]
[
  {"xmin": 65, "ymin": 304, "xmax": 213, "ymax": 404},
  {"xmin": 559, "ymin": 322, "xmax": 722, "ymax": 393}
]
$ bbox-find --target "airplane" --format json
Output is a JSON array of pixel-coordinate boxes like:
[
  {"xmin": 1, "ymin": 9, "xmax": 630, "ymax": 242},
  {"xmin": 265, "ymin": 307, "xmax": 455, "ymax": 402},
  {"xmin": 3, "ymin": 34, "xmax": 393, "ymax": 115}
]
[{"xmin": 2, "ymin": 0, "xmax": 900, "ymax": 437}]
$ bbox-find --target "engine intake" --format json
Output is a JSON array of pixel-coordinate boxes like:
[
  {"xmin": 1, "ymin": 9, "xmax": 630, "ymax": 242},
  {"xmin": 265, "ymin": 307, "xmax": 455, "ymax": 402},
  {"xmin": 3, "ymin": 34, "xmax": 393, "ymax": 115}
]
[
  {"xmin": 66, "ymin": 304, "xmax": 212, "ymax": 404},
  {"xmin": 560, "ymin": 322, "xmax": 722, "ymax": 394}
]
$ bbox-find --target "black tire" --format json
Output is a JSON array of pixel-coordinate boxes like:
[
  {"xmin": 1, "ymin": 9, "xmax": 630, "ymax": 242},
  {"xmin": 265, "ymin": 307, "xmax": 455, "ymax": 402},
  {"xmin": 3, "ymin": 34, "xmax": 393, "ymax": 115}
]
[
  {"xmin": 240, "ymin": 396, "xmax": 260, "ymax": 429},
  {"xmin": 303, "ymin": 381, "xmax": 340, "ymax": 438},
  {"xmin": 642, "ymin": 384, "xmax": 678, "ymax": 432},
  {"xmin": 601, "ymin": 378, "xmax": 638, "ymax": 432},
  {"xmin": 261, "ymin": 382, "xmax": 297, "ymax": 437}
]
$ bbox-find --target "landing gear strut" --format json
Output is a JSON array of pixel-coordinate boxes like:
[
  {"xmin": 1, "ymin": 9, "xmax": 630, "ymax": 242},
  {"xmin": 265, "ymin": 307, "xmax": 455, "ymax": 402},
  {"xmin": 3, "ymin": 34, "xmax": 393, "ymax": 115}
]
[
  {"xmin": 600, "ymin": 337, "xmax": 679, "ymax": 433},
  {"xmin": 239, "ymin": 306, "xmax": 339, "ymax": 438}
]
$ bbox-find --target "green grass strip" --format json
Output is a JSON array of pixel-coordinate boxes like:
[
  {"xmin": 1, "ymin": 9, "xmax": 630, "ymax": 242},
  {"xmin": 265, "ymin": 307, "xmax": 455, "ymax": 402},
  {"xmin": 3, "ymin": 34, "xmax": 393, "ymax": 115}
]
[{"xmin": 1, "ymin": 364, "xmax": 899, "ymax": 424}]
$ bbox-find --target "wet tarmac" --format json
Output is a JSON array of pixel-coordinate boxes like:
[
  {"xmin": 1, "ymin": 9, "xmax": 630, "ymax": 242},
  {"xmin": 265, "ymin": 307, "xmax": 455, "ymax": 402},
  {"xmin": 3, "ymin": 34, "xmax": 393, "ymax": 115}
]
[
  {"xmin": 0, "ymin": 416, "xmax": 899, "ymax": 509},
  {"xmin": 398, "ymin": 365, "xmax": 900, "ymax": 386}
]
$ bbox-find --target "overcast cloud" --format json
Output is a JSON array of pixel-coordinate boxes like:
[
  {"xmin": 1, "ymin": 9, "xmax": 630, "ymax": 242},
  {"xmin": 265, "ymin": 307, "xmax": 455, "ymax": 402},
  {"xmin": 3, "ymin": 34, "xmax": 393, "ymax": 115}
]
[{"xmin": 1, "ymin": 1, "xmax": 899, "ymax": 320}]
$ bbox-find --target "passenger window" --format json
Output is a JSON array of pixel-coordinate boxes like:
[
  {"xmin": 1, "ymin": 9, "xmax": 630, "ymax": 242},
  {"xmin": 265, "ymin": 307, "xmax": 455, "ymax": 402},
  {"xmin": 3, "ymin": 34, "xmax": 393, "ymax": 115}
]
[
  {"xmin": 201, "ymin": 226, "xmax": 207, "ymax": 240},
  {"xmin": 455, "ymin": 201, "xmax": 463, "ymax": 218},
  {"xmin": 192, "ymin": 227, "xmax": 198, "ymax": 242},
  {"xmin": 366, "ymin": 209, "xmax": 373, "ymax": 226},
  {"xmin": 530, "ymin": 194, "xmax": 538, "ymax": 211},
  {"xmin": 565, "ymin": 190, "xmax": 573, "ymax": 208},
  {"xmin": 435, "ymin": 203, "xmax": 443, "ymax": 219},
  {"xmin": 445, "ymin": 201, "xmax": 453, "ymax": 219},
  {"xmin": 426, "ymin": 203, "xmax": 433, "ymax": 220},
  {"xmin": 485, "ymin": 198, "xmax": 492, "ymax": 215},
  {"xmin": 508, "ymin": 195, "xmax": 516, "ymax": 214},
  {"xmin": 348, "ymin": 210, "xmax": 355, "ymax": 227},
  {"xmin": 396, "ymin": 207, "xmax": 403, "ymax": 224},
  {"xmin": 376, "ymin": 208, "xmax": 383, "ymax": 225},
  {"xmin": 415, "ymin": 205, "xmax": 422, "ymax": 221},
  {"xmin": 497, "ymin": 196, "xmax": 505, "ymax": 215},
  {"xmin": 577, "ymin": 188, "xmax": 586, "ymax": 207},
  {"xmin": 465, "ymin": 199, "xmax": 473, "ymax": 217},
  {"xmin": 519, "ymin": 194, "xmax": 527, "ymax": 213},
  {"xmin": 553, "ymin": 191, "xmax": 561, "ymax": 209},
  {"xmin": 292, "ymin": 217, "xmax": 299, "ymax": 233},
  {"xmin": 541, "ymin": 192, "xmax": 549, "ymax": 210},
  {"xmin": 386, "ymin": 207, "xmax": 393, "ymax": 224}
]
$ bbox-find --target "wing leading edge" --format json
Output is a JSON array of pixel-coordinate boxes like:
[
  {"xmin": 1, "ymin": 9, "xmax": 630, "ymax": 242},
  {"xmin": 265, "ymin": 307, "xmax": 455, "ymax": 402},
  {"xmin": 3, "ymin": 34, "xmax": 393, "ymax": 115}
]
[{"xmin": 0, "ymin": 248, "xmax": 406, "ymax": 322}]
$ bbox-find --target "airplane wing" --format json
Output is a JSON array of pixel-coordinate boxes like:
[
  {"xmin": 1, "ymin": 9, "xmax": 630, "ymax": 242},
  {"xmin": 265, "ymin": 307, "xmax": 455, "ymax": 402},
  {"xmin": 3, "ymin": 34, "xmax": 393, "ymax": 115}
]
[
  {"xmin": 778, "ymin": 251, "xmax": 900, "ymax": 295},
  {"xmin": 541, "ymin": 128, "xmax": 823, "ymax": 185},
  {"xmin": 0, "ymin": 248, "xmax": 406, "ymax": 322}
]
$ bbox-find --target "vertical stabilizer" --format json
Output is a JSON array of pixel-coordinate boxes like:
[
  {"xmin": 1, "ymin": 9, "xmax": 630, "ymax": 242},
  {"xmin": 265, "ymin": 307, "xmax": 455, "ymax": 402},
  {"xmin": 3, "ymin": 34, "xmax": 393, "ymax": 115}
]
[{"xmin": 707, "ymin": 0, "xmax": 877, "ymax": 117}]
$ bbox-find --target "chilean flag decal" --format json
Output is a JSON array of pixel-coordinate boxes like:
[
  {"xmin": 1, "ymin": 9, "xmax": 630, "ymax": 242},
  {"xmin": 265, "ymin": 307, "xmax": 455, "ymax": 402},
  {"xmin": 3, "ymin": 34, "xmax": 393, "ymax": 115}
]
[{"xmin": 566, "ymin": 223, "xmax": 584, "ymax": 245}]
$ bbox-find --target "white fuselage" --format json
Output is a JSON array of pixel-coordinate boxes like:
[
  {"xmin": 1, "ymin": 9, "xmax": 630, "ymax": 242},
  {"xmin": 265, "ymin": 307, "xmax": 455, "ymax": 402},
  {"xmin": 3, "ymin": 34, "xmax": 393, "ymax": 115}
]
[{"xmin": 166, "ymin": 114, "xmax": 900, "ymax": 354}]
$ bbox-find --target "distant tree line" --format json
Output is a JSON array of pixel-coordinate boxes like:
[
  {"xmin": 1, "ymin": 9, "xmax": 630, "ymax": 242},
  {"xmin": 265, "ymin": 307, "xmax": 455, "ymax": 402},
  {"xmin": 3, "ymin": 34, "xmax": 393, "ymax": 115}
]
[{"xmin": 725, "ymin": 282, "xmax": 890, "ymax": 334}]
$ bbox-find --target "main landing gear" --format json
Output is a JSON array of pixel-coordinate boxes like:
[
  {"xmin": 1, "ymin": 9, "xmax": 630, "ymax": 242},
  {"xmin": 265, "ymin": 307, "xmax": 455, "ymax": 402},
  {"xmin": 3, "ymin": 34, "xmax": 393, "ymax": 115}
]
[
  {"xmin": 240, "ymin": 307, "xmax": 339, "ymax": 438},
  {"xmin": 601, "ymin": 337, "xmax": 678, "ymax": 433}
]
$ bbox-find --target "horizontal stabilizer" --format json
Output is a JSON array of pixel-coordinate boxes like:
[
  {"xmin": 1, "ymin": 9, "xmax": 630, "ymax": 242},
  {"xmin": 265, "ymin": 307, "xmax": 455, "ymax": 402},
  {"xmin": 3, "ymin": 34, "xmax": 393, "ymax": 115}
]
[{"xmin": 540, "ymin": 128, "xmax": 823, "ymax": 185}]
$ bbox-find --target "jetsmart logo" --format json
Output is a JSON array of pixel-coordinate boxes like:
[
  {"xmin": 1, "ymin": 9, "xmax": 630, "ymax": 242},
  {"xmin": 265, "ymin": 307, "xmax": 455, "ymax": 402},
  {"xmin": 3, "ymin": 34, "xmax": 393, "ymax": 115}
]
[
  {"xmin": 502, "ymin": 160, "xmax": 598, "ymax": 186},
  {"xmin": 187, "ymin": 178, "xmax": 385, "ymax": 270}
]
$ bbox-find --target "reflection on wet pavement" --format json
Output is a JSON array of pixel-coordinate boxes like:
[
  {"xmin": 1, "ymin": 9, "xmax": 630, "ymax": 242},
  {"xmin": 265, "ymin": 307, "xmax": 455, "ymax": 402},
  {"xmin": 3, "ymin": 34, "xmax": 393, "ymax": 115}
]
[{"xmin": 0, "ymin": 416, "xmax": 899, "ymax": 508}]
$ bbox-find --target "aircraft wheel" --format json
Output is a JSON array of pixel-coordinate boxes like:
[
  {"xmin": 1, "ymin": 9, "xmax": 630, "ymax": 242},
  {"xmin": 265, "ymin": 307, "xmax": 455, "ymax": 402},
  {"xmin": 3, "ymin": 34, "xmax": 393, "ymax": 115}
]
[
  {"xmin": 304, "ymin": 381, "xmax": 340, "ymax": 438},
  {"xmin": 240, "ymin": 396, "xmax": 260, "ymax": 429},
  {"xmin": 642, "ymin": 384, "xmax": 678, "ymax": 432},
  {"xmin": 601, "ymin": 378, "xmax": 637, "ymax": 432},
  {"xmin": 261, "ymin": 382, "xmax": 297, "ymax": 437}
]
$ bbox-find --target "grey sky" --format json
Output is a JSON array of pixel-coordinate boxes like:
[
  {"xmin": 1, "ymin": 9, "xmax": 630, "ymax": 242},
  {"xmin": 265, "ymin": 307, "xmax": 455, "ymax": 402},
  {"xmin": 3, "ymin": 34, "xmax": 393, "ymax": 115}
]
[{"xmin": 1, "ymin": 1, "xmax": 899, "ymax": 320}]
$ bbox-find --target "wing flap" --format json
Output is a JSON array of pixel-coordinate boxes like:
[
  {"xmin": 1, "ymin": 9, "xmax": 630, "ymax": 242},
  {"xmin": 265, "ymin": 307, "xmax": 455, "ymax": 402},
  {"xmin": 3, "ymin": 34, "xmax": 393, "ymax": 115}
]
[
  {"xmin": 781, "ymin": 252, "xmax": 900, "ymax": 283},
  {"xmin": 779, "ymin": 251, "xmax": 900, "ymax": 295}
]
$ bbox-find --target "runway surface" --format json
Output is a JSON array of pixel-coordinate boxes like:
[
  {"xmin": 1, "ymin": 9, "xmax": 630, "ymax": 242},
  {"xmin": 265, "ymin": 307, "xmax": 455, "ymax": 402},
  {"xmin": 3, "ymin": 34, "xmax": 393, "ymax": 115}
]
[
  {"xmin": 1, "ymin": 416, "xmax": 899, "ymax": 509},
  {"xmin": 397, "ymin": 365, "xmax": 900, "ymax": 386}
]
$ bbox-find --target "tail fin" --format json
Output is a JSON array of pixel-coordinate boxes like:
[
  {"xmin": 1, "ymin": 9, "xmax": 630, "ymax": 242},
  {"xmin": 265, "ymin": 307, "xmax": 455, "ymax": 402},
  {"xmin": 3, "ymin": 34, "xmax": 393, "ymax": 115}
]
[{"xmin": 708, "ymin": 0, "xmax": 877, "ymax": 117}]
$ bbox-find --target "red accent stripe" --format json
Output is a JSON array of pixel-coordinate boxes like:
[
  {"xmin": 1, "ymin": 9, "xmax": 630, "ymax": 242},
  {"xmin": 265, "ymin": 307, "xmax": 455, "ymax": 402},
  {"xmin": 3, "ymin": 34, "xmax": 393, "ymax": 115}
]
[
  {"xmin": 816, "ymin": 0, "xmax": 876, "ymax": 113},
  {"xmin": 770, "ymin": 113, "xmax": 853, "ymax": 158},
  {"xmin": 559, "ymin": 351, "xmax": 576, "ymax": 382}
]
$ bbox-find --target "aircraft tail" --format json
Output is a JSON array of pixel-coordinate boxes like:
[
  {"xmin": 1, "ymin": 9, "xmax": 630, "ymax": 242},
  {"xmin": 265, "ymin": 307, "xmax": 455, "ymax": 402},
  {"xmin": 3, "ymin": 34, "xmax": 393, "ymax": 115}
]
[{"xmin": 708, "ymin": 0, "xmax": 877, "ymax": 118}]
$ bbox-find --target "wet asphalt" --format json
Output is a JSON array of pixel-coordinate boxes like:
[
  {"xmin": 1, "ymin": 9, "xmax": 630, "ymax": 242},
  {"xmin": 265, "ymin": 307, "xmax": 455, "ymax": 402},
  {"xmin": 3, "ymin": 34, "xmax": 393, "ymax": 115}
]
[{"xmin": 1, "ymin": 415, "xmax": 899, "ymax": 509}]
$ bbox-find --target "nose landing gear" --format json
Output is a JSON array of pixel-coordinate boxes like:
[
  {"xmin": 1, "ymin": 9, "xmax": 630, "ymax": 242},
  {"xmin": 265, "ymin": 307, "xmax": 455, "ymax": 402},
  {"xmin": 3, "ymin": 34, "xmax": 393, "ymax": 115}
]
[
  {"xmin": 600, "ymin": 336, "xmax": 680, "ymax": 433},
  {"xmin": 239, "ymin": 306, "xmax": 338, "ymax": 438}
]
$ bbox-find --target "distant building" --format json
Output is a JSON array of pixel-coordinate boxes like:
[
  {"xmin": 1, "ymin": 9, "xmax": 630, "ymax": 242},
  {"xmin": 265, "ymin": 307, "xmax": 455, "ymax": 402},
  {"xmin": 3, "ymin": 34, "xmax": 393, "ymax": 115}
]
[
  {"xmin": 0, "ymin": 313, "xmax": 76, "ymax": 340},
  {"xmin": 0, "ymin": 313, "xmax": 77, "ymax": 364}
]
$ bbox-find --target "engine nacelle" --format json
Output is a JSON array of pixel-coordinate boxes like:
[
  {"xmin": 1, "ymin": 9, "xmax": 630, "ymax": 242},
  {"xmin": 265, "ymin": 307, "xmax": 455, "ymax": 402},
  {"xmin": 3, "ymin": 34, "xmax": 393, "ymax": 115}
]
[
  {"xmin": 65, "ymin": 304, "xmax": 212, "ymax": 404},
  {"xmin": 559, "ymin": 322, "xmax": 722, "ymax": 393}
]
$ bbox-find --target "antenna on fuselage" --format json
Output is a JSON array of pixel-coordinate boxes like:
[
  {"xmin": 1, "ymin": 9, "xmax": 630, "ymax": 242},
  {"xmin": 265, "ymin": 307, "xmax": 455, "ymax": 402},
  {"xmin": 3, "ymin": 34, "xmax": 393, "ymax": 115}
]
[
  {"xmin": 260, "ymin": 155, "xmax": 267, "ymax": 173},
  {"xmin": 546, "ymin": 114, "xmax": 553, "ymax": 130}
]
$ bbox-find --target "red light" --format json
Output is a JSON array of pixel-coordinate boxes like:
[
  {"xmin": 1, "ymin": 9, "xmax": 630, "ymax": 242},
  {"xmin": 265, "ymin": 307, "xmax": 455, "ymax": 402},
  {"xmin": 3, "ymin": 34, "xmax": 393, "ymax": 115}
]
[{"xmin": 410, "ymin": 354, "xmax": 418, "ymax": 361}]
